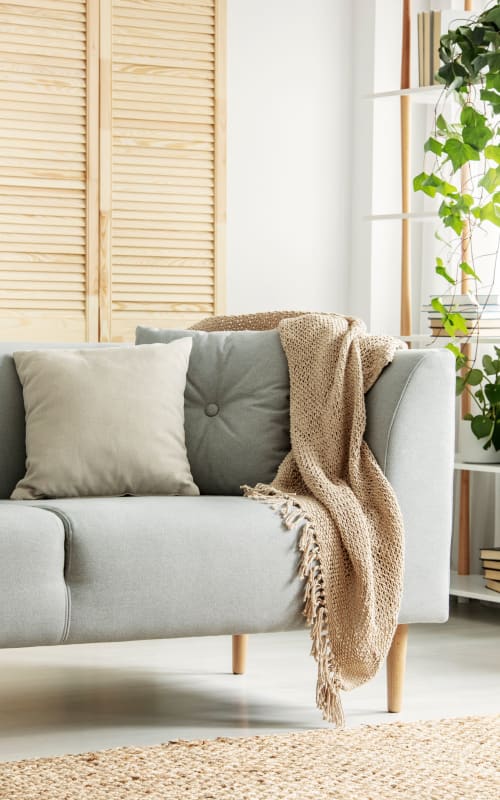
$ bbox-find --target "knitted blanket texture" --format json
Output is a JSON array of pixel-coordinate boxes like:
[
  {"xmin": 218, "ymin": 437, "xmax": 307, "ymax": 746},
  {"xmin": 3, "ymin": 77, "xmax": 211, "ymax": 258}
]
[{"xmin": 191, "ymin": 311, "xmax": 405, "ymax": 725}]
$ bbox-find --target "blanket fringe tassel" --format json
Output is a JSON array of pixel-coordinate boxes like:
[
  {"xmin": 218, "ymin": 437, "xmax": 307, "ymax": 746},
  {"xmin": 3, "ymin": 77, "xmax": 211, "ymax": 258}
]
[{"xmin": 242, "ymin": 484, "xmax": 345, "ymax": 728}]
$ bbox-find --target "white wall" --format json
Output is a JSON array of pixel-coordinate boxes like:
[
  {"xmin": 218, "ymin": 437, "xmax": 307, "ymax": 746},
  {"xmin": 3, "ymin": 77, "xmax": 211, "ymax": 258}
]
[{"xmin": 226, "ymin": 0, "xmax": 353, "ymax": 314}]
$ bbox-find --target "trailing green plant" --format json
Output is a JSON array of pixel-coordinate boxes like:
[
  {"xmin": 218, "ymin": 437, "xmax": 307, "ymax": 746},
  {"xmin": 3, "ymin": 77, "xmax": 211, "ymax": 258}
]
[
  {"xmin": 413, "ymin": 0, "xmax": 500, "ymax": 450},
  {"xmin": 458, "ymin": 348, "xmax": 500, "ymax": 446}
]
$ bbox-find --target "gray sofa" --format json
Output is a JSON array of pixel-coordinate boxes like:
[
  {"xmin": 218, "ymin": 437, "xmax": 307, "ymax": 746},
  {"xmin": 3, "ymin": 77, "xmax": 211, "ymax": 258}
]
[{"xmin": 0, "ymin": 339, "xmax": 455, "ymax": 712}]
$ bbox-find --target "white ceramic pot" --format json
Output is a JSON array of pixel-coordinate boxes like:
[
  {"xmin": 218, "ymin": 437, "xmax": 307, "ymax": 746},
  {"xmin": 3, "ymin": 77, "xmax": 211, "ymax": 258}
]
[{"xmin": 458, "ymin": 419, "xmax": 500, "ymax": 464}]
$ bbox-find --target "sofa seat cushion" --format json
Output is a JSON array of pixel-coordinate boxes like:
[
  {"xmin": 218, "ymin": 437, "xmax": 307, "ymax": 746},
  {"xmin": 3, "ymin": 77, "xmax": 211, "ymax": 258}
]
[
  {"xmin": 28, "ymin": 496, "xmax": 305, "ymax": 645},
  {"xmin": 0, "ymin": 503, "xmax": 67, "ymax": 647}
]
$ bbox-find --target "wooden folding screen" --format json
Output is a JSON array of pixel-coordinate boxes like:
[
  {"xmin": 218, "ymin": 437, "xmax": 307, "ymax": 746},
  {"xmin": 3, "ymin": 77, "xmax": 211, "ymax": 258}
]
[
  {"xmin": 0, "ymin": 0, "xmax": 225, "ymax": 342},
  {"xmin": 0, "ymin": 0, "xmax": 96, "ymax": 341}
]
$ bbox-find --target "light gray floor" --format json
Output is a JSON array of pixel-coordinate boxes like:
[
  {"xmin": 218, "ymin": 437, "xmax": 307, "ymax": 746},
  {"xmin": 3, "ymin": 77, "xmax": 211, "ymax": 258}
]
[{"xmin": 0, "ymin": 600, "xmax": 499, "ymax": 762}]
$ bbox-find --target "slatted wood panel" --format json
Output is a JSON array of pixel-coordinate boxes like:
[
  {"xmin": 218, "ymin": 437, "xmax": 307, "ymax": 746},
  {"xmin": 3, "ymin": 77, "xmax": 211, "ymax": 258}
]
[
  {"xmin": 103, "ymin": 0, "xmax": 224, "ymax": 341},
  {"xmin": 0, "ymin": 0, "xmax": 98, "ymax": 341}
]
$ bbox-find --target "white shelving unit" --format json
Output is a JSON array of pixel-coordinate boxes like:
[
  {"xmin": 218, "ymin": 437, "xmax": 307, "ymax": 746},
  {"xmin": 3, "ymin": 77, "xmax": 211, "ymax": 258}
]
[
  {"xmin": 368, "ymin": 85, "xmax": 444, "ymax": 103},
  {"xmin": 450, "ymin": 571, "xmax": 500, "ymax": 604},
  {"xmin": 365, "ymin": 3, "xmax": 499, "ymax": 606},
  {"xmin": 401, "ymin": 335, "xmax": 500, "ymax": 346},
  {"xmin": 452, "ymin": 461, "xmax": 500, "ymax": 604},
  {"xmin": 364, "ymin": 212, "xmax": 438, "ymax": 222}
]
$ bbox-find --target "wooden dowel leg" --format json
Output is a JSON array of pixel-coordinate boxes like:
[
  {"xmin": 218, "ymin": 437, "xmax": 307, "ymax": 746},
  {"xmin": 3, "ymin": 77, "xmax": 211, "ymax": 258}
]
[
  {"xmin": 232, "ymin": 634, "xmax": 248, "ymax": 675},
  {"xmin": 458, "ymin": 469, "xmax": 470, "ymax": 575},
  {"xmin": 386, "ymin": 624, "xmax": 409, "ymax": 713}
]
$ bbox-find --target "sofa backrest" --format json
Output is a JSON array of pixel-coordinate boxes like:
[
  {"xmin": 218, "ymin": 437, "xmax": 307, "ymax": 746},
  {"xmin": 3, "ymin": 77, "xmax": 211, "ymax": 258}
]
[{"xmin": 0, "ymin": 337, "xmax": 291, "ymax": 498}]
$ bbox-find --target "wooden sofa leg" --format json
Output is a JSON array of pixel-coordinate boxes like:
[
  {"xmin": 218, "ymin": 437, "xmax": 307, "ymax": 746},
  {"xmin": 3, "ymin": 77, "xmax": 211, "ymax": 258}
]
[
  {"xmin": 386, "ymin": 624, "xmax": 408, "ymax": 713},
  {"xmin": 232, "ymin": 634, "xmax": 248, "ymax": 674}
]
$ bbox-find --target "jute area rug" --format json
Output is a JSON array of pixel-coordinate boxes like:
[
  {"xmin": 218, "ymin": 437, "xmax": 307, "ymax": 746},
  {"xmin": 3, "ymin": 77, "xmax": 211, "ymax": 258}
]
[{"xmin": 1, "ymin": 715, "xmax": 498, "ymax": 800}]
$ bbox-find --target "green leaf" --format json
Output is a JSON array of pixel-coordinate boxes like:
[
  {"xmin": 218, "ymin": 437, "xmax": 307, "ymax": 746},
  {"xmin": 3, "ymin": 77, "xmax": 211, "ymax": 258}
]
[
  {"xmin": 475, "ymin": 389, "xmax": 485, "ymax": 405},
  {"xmin": 485, "ymin": 144, "xmax": 500, "ymax": 164},
  {"xmin": 485, "ymin": 382, "xmax": 500, "ymax": 405},
  {"xmin": 485, "ymin": 71, "xmax": 500, "ymax": 92},
  {"xmin": 479, "ymin": 88, "xmax": 500, "ymax": 114},
  {"xmin": 456, "ymin": 376, "xmax": 466, "ymax": 396},
  {"xmin": 446, "ymin": 342, "xmax": 460, "ymax": 358},
  {"xmin": 446, "ymin": 342, "xmax": 467, "ymax": 368},
  {"xmin": 444, "ymin": 317, "xmax": 457, "ymax": 337},
  {"xmin": 477, "ymin": 201, "xmax": 500, "ymax": 227},
  {"xmin": 466, "ymin": 368, "xmax": 483, "ymax": 386},
  {"xmin": 492, "ymin": 420, "xmax": 500, "ymax": 452},
  {"xmin": 478, "ymin": 52, "xmax": 500, "ymax": 73},
  {"xmin": 459, "ymin": 107, "xmax": 485, "ymax": 128},
  {"xmin": 437, "ymin": 62, "xmax": 468, "ymax": 90},
  {"xmin": 431, "ymin": 297, "xmax": 446, "ymax": 314},
  {"xmin": 482, "ymin": 5, "xmax": 500, "ymax": 27},
  {"xmin": 463, "ymin": 413, "xmax": 473, "ymax": 421},
  {"xmin": 414, "ymin": 172, "xmax": 435, "ymax": 197},
  {"xmin": 435, "ymin": 264, "xmax": 456, "ymax": 284},
  {"xmin": 459, "ymin": 261, "xmax": 480, "ymax": 281},
  {"xmin": 436, "ymin": 114, "xmax": 451, "ymax": 133},
  {"xmin": 452, "ymin": 314, "xmax": 469, "ymax": 334},
  {"xmin": 459, "ymin": 194, "xmax": 474, "ymax": 210},
  {"xmin": 478, "ymin": 166, "xmax": 500, "ymax": 193},
  {"xmin": 414, "ymin": 172, "xmax": 458, "ymax": 198},
  {"xmin": 471, "ymin": 415, "xmax": 494, "ymax": 440},
  {"xmin": 439, "ymin": 202, "xmax": 464, "ymax": 235},
  {"xmin": 443, "ymin": 138, "xmax": 481, "ymax": 172},
  {"xmin": 483, "ymin": 354, "xmax": 497, "ymax": 375},
  {"xmin": 461, "ymin": 105, "xmax": 493, "ymax": 151},
  {"xmin": 424, "ymin": 136, "xmax": 443, "ymax": 156}
]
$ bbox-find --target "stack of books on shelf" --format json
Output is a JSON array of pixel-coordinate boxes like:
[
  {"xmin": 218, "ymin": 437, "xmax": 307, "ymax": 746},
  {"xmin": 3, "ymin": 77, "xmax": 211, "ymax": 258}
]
[
  {"xmin": 417, "ymin": 10, "xmax": 472, "ymax": 87},
  {"xmin": 423, "ymin": 294, "xmax": 500, "ymax": 337},
  {"xmin": 480, "ymin": 547, "xmax": 500, "ymax": 594}
]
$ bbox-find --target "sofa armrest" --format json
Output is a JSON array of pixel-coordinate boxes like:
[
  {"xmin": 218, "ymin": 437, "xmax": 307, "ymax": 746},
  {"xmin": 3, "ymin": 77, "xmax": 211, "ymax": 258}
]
[{"xmin": 365, "ymin": 349, "xmax": 455, "ymax": 623}]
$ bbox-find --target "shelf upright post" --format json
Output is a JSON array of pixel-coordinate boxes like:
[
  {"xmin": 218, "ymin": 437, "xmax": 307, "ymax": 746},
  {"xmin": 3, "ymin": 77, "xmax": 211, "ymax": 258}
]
[
  {"xmin": 457, "ymin": 0, "xmax": 474, "ymax": 576},
  {"xmin": 400, "ymin": 0, "xmax": 412, "ymax": 337}
]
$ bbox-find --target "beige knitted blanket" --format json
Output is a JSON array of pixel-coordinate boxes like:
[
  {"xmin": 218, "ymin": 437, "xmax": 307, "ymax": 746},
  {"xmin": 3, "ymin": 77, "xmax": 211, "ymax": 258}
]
[{"xmin": 192, "ymin": 311, "xmax": 405, "ymax": 725}]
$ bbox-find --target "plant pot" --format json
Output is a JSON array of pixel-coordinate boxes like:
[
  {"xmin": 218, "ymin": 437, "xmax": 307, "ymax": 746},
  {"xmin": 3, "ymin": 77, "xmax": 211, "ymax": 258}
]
[{"xmin": 458, "ymin": 420, "xmax": 500, "ymax": 464}]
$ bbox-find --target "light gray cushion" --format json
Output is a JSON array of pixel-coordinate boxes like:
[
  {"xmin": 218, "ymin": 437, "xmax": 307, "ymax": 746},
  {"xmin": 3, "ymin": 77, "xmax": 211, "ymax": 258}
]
[
  {"xmin": 0, "ymin": 503, "xmax": 67, "ymax": 647},
  {"xmin": 136, "ymin": 327, "xmax": 291, "ymax": 494},
  {"xmin": 27, "ymin": 496, "xmax": 305, "ymax": 644},
  {"xmin": 11, "ymin": 342, "xmax": 198, "ymax": 500}
]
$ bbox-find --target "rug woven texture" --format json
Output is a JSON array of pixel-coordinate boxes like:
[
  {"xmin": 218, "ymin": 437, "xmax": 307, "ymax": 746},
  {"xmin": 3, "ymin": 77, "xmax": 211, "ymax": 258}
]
[{"xmin": 1, "ymin": 715, "xmax": 498, "ymax": 800}]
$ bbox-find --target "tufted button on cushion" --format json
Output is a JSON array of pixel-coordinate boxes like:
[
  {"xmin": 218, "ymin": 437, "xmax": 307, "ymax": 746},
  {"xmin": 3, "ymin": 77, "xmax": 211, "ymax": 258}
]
[{"xmin": 205, "ymin": 403, "xmax": 219, "ymax": 417}]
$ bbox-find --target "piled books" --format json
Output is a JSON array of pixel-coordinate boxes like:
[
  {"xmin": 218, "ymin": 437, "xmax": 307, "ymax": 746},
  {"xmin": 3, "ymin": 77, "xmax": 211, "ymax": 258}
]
[
  {"xmin": 480, "ymin": 547, "xmax": 500, "ymax": 593},
  {"xmin": 422, "ymin": 294, "xmax": 500, "ymax": 337},
  {"xmin": 417, "ymin": 10, "xmax": 473, "ymax": 87}
]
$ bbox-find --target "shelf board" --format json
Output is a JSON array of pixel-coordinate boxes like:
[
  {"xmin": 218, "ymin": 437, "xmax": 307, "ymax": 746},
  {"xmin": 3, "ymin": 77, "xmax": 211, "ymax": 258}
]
[
  {"xmin": 365, "ymin": 212, "xmax": 438, "ymax": 222},
  {"xmin": 454, "ymin": 461, "xmax": 500, "ymax": 474},
  {"xmin": 400, "ymin": 334, "xmax": 500, "ymax": 345},
  {"xmin": 450, "ymin": 571, "xmax": 500, "ymax": 604},
  {"xmin": 368, "ymin": 86, "xmax": 445, "ymax": 104}
]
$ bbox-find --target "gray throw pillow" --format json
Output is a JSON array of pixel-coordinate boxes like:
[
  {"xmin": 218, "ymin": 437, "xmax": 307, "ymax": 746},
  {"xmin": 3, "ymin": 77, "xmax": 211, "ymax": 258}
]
[{"xmin": 136, "ymin": 326, "xmax": 291, "ymax": 494}]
